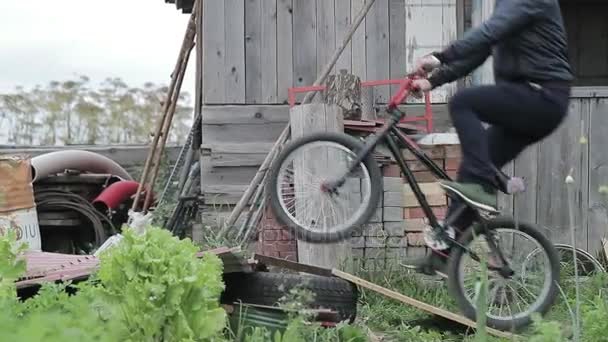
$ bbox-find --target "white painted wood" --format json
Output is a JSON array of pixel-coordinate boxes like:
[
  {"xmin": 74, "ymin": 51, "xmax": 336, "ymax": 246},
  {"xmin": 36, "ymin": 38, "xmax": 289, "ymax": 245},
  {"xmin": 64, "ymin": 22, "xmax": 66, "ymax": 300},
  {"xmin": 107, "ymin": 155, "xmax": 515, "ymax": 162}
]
[
  {"xmin": 389, "ymin": 0, "xmax": 407, "ymax": 94},
  {"xmin": 470, "ymin": 0, "xmax": 495, "ymax": 85},
  {"xmin": 367, "ymin": 0, "xmax": 390, "ymax": 103},
  {"xmin": 277, "ymin": 0, "xmax": 294, "ymax": 103},
  {"xmin": 261, "ymin": 0, "xmax": 278, "ymax": 103},
  {"xmin": 335, "ymin": 0, "xmax": 353, "ymax": 73},
  {"xmin": 351, "ymin": 0, "xmax": 367, "ymax": 80},
  {"xmin": 224, "ymin": 0, "xmax": 246, "ymax": 103},
  {"xmin": 202, "ymin": 0, "xmax": 225, "ymax": 103},
  {"xmin": 317, "ymin": 0, "xmax": 336, "ymax": 78},
  {"xmin": 291, "ymin": 103, "xmax": 351, "ymax": 269},
  {"xmin": 245, "ymin": 0, "xmax": 263, "ymax": 103},
  {"xmin": 405, "ymin": 0, "xmax": 458, "ymax": 103},
  {"xmin": 293, "ymin": 1, "xmax": 317, "ymax": 88}
]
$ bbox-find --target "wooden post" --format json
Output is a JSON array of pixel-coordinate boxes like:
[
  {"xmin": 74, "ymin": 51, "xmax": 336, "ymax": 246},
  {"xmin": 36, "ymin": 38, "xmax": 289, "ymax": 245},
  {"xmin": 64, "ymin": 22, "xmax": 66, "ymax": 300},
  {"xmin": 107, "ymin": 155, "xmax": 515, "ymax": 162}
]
[{"xmin": 290, "ymin": 103, "xmax": 352, "ymax": 270}]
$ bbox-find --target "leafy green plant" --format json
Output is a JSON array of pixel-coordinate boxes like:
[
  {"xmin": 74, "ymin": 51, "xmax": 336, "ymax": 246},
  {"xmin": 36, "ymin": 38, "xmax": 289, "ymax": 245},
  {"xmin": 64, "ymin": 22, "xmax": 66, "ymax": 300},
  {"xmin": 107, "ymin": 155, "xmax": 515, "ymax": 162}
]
[{"xmin": 0, "ymin": 225, "xmax": 228, "ymax": 342}]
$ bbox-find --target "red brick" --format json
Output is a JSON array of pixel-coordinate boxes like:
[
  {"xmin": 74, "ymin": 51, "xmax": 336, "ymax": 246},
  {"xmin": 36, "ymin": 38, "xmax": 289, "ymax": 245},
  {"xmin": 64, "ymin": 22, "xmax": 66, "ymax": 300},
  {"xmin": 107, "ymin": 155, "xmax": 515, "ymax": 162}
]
[
  {"xmin": 403, "ymin": 146, "xmax": 444, "ymax": 160},
  {"xmin": 263, "ymin": 207, "xmax": 277, "ymax": 220},
  {"xmin": 444, "ymin": 158, "xmax": 461, "ymax": 171},
  {"xmin": 260, "ymin": 242, "xmax": 278, "ymax": 252},
  {"xmin": 405, "ymin": 206, "xmax": 447, "ymax": 219},
  {"xmin": 413, "ymin": 171, "xmax": 436, "ymax": 182},
  {"xmin": 280, "ymin": 229, "xmax": 295, "ymax": 241},
  {"xmin": 259, "ymin": 219, "xmax": 284, "ymax": 231},
  {"xmin": 382, "ymin": 164, "xmax": 402, "ymax": 177},
  {"xmin": 409, "ymin": 159, "xmax": 443, "ymax": 171},
  {"xmin": 263, "ymin": 230, "xmax": 279, "ymax": 241},
  {"xmin": 407, "ymin": 233, "xmax": 426, "ymax": 247},
  {"xmin": 445, "ymin": 145, "xmax": 462, "ymax": 158},
  {"xmin": 276, "ymin": 241, "xmax": 296, "ymax": 252},
  {"xmin": 447, "ymin": 170, "xmax": 458, "ymax": 180}
]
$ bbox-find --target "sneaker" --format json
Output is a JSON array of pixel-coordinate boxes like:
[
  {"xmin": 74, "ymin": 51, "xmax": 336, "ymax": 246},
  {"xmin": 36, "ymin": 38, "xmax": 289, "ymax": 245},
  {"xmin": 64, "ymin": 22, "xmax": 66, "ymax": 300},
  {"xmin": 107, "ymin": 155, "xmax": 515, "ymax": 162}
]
[{"xmin": 439, "ymin": 180, "xmax": 498, "ymax": 213}]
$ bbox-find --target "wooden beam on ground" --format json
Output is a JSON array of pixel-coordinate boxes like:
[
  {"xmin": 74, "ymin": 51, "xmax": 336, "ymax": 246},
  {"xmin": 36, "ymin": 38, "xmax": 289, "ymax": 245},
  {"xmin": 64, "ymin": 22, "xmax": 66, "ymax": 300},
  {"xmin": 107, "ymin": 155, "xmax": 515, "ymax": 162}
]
[
  {"xmin": 252, "ymin": 253, "xmax": 333, "ymax": 277},
  {"xmin": 331, "ymin": 269, "xmax": 517, "ymax": 339}
]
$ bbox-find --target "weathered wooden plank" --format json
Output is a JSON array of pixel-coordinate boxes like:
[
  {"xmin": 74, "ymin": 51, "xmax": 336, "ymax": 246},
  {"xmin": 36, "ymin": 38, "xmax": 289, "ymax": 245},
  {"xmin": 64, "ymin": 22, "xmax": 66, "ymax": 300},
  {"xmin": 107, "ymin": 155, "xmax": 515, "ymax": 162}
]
[
  {"xmin": 224, "ymin": 0, "xmax": 246, "ymax": 103},
  {"xmin": 291, "ymin": 103, "xmax": 350, "ymax": 268},
  {"xmin": 316, "ymin": 0, "xmax": 336, "ymax": 77},
  {"xmin": 261, "ymin": 0, "xmax": 278, "ymax": 103},
  {"xmin": 202, "ymin": 123, "xmax": 287, "ymax": 144},
  {"xmin": 587, "ymin": 98, "xmax": 608, "ymax": 255},
  {"xmin": 497, "ymin": 161, "xmax": 514, "ymax": 215},
  {"xmin": 202, "ymin": 105, "xmax": 289, "ymax": 125},
  {"xmin": 207, "ymin": 142, "xmax": 273, "ymax": 167},
  {"xmin": 513, "ymin": 144, "xmax": 539, "ymax": 224},
  {"xmin": 537, "ymin": 99, "xmax": 588, "ymax": 247},
  {"xmin": 470, "ymin": 0, "xmax": 495, "ymax": 87},
  {"xmin": 367, "ymin": 0, "xmax": 390, "ymax": 103},
  {"xmin": 293, "ymin": 0, "xmax": 317, "ymax": 88},
  {"xmin": 277, "ymin": 0, "xmax": 294, "ymax": 103},
  {"xmin": 201, "ymin": 156, "xmax": 258, "ymax": 184},
  {"xmin": 351, "ymin": 0, "xmax": 367, "ymax": 80},
  {"xmin": 389, "ymin": 0, "xmax": 406, "ymax": 94},
  {"xmin": 202, "ymin": 0, "xmax": 225, "ymax": 103},
  {"xmin": 334, "ymin": 0, "xmax": 352, "ymax": 73},
  {"xmin": 204, "ymin": 184, "xmax": 249, "ymax": 205},
  {"xmin": 245, "ymin": 0, "xmax": 263, "ymax": 103},
  {"xmin": 331, "ymin": 269, "xmax": 516, "ymax": 339}
]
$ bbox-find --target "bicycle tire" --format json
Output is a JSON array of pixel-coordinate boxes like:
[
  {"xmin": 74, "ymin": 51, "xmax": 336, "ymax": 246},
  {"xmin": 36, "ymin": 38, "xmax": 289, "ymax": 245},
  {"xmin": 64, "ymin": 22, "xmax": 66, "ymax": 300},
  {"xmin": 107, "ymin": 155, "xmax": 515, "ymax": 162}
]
[
  {"xmin": 446, "ymin": 216, "xmax": 560, "ymax": 332},
  {"xmin": 268, "ymin": 132, "xmax": 382, "ymax": 243}
]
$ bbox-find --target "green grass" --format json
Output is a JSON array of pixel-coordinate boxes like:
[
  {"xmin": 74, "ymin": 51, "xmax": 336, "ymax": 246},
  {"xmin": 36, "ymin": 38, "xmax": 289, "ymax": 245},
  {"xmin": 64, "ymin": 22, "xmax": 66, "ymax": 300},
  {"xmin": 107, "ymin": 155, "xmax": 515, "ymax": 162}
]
[{"xmin": 350, "ymin": 260, "xmax": 608, "ymax": 342}]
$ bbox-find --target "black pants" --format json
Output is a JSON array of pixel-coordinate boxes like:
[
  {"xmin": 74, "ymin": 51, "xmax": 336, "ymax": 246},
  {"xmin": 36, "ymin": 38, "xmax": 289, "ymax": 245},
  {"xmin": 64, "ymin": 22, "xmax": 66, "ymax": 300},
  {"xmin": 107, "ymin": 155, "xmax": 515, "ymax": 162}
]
[{"xmin": 446, "ymin": 80, "xmax": 571, "ymax": 230}]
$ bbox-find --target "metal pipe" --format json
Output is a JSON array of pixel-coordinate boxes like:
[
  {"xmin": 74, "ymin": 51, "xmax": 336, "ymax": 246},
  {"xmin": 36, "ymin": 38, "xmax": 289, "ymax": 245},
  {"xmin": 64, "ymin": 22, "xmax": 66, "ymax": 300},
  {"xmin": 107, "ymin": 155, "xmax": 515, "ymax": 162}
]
[{"xmin": 31, "ymin": 150, "xmax": 132, "ymax": 182}]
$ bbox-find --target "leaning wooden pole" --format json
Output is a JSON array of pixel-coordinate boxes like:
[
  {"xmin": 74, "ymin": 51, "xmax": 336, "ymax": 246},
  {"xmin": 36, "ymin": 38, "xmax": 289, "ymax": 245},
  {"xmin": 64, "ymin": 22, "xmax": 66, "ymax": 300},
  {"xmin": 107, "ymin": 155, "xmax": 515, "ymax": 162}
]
[
  {"xmin": 143, "ymin": 39, "xmax": 196, "ymax": 211},
  {"xmin": 131, "ymin": 5, "xmax": 198, "ymax": 213},
  {"xmin": 222, "ymin": 0, "xmax": 377, "ymax": 233}
]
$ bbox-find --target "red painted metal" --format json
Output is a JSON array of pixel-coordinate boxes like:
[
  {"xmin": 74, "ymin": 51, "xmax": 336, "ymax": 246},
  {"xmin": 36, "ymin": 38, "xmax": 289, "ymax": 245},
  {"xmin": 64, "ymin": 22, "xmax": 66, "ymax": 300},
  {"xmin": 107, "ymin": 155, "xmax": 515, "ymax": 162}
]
[
  {"xmin": 287, "ymin": 76, "xmax": 434, "ymax": 133},
  {"xmin": 92, "ymin": 180, "xmax": 143, "ymax": 210}
]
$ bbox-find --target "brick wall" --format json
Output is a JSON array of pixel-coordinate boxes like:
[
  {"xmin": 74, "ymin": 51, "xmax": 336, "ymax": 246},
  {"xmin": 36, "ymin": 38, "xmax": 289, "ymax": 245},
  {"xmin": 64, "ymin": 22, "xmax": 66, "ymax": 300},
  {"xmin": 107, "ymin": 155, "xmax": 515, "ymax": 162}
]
[{"xmin": 256, "ymin": 136, "xmax": 462, "ymax": 267}]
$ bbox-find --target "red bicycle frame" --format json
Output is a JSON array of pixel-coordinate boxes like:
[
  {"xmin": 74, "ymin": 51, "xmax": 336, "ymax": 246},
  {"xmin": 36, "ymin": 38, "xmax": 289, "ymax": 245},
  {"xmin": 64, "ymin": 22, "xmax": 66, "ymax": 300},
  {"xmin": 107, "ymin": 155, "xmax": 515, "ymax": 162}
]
[{"xmin": 287, "ymin": 76, "xmax": 434, "ymax": 133}]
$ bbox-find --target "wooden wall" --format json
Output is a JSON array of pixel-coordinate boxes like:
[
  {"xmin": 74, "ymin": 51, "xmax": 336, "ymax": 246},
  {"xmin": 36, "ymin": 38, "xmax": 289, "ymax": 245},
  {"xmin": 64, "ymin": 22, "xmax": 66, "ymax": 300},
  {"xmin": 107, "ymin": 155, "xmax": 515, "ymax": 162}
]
[
  {"xmin": 199, "ymin": 0, "xmax": 461, "ymax": 222},
  {"xmin": 201, "ymin": 0, "xmax": 460, "ymax": 105},
  {"xmin": 497, "ymin": 90, "xmax": 608, "ymax": 255}
]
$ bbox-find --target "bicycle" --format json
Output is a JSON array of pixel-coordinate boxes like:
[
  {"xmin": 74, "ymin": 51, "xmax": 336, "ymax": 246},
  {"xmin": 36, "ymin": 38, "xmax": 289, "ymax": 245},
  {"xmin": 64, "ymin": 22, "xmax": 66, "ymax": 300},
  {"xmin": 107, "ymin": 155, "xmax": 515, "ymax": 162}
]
[{"xmin": 267, "ymin": 73, "xmax": 561, "ymax": 331}]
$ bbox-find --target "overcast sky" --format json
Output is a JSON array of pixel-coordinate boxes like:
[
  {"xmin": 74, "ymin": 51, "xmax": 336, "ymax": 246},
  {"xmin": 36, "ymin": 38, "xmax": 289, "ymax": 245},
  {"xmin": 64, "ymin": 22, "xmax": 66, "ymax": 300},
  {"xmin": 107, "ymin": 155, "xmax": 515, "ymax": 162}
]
[{"xmin": 0, "ymin": 0, "xmax": 196, "ymax": 98}]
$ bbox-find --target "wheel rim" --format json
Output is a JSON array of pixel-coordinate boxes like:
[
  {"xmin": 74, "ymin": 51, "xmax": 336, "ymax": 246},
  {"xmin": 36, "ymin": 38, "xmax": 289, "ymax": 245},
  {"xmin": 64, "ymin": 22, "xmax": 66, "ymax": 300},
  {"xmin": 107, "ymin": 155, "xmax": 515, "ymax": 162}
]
[
  {"xmin": 525, "ymin": 243, "xmax": 606, "ymax": 278},
  {"xmin": 457, "ymin": 228, "xmax": 554, "ymax": 322},
  {"xmin": 275, "ymin": 141, "xmax": 372, "ymax": 238}
]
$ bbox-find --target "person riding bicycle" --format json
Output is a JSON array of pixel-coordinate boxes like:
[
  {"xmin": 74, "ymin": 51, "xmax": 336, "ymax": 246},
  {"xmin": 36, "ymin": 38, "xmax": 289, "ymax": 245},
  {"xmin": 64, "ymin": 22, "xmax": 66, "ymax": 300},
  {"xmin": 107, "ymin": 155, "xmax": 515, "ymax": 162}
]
[{"xmin": 411, "ymin": 0, "xmax": 573, "ymax": 274}]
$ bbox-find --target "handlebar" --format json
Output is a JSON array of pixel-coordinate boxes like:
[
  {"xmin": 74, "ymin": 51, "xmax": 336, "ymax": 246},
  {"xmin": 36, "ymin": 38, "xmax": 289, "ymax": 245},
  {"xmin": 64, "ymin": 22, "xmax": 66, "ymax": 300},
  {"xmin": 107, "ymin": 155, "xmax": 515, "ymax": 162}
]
[{"xmin": 386, "ymin": 70, "xmax": 428, "ymax": 114}]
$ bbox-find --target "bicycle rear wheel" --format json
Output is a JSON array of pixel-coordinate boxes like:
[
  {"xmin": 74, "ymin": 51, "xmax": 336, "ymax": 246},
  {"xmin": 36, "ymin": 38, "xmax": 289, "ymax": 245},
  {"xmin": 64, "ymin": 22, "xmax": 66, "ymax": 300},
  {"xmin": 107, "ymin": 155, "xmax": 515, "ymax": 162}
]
[
  {"xmin": 268, "ymin": 132, "xmax": 382, "ymax": 243},
  {"xmin": 446, "ymin": 216, "xmax": 560, "ymax": 331}
]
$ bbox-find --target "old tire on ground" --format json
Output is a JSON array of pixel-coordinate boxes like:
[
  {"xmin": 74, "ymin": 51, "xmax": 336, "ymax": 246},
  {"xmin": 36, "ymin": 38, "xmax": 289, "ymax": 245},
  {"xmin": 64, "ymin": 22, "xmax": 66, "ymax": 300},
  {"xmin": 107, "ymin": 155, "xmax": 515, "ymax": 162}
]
[{"xmin": 222, "ymin": 272, "xmax": 358, "ymax": 323}]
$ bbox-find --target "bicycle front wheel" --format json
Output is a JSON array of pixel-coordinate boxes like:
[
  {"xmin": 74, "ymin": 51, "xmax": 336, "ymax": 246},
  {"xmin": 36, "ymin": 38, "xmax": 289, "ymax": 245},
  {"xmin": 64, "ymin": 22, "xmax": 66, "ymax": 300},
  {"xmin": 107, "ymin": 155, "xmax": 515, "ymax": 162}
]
[
  {"xmin": 267, "ymin": 132, "xmax": 382, "ymax": 243},
  {"xmin": 446, "ymin": 216, "xmax": 560, "ymax": 332}
]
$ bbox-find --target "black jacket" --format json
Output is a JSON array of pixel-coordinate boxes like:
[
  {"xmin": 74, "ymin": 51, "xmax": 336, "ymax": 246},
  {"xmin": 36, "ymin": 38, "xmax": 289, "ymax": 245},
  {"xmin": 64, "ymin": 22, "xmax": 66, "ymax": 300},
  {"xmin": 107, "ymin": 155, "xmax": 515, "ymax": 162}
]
[{"xmin": 428, "ymin": 0, "xmax": 573, "ymax": 88}]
